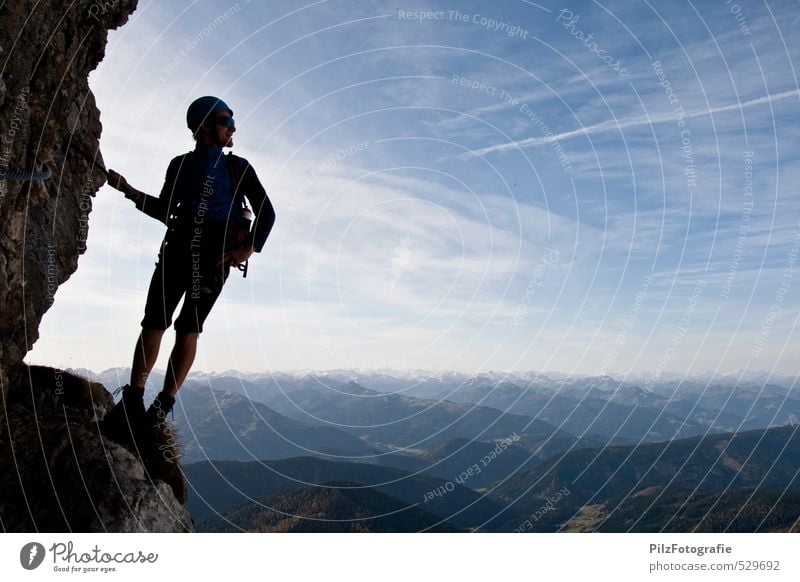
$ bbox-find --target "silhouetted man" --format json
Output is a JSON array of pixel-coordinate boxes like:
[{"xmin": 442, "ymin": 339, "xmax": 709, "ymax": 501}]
[{"xmin": 103, "ymin": 96, "xmax": 275, "ymax": 467}]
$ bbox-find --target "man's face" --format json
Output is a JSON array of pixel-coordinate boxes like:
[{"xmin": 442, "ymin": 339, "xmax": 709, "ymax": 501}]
[{"xmin": 211, "ymin": 110, "xmax": 235, "ymax": 148}]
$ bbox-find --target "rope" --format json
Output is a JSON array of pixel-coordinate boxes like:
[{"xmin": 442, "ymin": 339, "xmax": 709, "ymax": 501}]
[
  {"xmin": 0, "ymin": 167, "xmax": 52, "ymax": 181},
  {"xmin": 1, "ymin": 142, "xmax": 107, "ymax": 182}
]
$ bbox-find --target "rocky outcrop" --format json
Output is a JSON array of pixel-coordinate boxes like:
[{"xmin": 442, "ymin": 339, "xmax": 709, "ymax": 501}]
[
  {"xmin": 1, "ymin": 366, "xmax": 192, "ymax": 532},
  {"xmin": 0, "ymin": 1, "xmax": 192, "ymax": 532},
  {"xmin": 0, "ymin": 0, "xmax": 135, "ymax": 400}
]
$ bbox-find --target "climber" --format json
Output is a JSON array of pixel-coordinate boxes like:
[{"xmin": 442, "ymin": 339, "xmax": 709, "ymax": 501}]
[{"xmin": 101, "ymin": 96, "xmax": 275, "ymax": 464}]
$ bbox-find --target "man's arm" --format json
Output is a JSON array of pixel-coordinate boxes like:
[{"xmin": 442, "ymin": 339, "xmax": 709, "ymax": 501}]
[
  {"xmin": 219, "ymin": 159, "xmax": 276, "ymax": 268},
  {"xmin": 107, "ymin": 158, "xmax": 181, "ymax": 225},
  {"xmin": 241, "ymin": 161, "xmax": 276, "ymax": 253}
]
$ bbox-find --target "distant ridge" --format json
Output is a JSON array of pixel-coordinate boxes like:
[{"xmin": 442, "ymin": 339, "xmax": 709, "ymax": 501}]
[
  {"xmin": 562, "ymin": 485, "xmax": 800, "ymax": 533},
  {"xmin": 198, "ymin": 480, "xmax": 463, "ymax": 532},
  {"xmin": 488, "ymin": 424, "xmax": 800, "ymax": 532},
  {"xmin": 183, "ymin": 456, "xmax": 522, "ymax": 529}
]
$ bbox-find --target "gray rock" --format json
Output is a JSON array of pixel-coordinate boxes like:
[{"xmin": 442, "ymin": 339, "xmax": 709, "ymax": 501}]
[
  {"xmin": 0, "ymin": 0, "xmax": 137, "ymax": 407},
  {"xmin": 0, "ymin": 366, "xmax": 192, "ymax": 532},
  {"xmin": 0, "ymin": 2, "xmax": 189, "ymax": 534}
]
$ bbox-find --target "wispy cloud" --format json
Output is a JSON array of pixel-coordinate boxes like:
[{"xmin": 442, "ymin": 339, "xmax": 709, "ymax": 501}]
[
  {"xmin": 463, "ymin": 89, "xmax": 800, "ymax": 157},
  {"xmin": 26, "ymin": 0, "xmax": 800, "ymax": 376}
]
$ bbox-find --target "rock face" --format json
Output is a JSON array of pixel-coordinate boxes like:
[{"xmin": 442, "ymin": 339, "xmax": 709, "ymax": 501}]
[
  {"xmin": 0, "ymin": 0, "xmax": 134, "ymax": 398},
  {"xmin": 1, "ymin": 366, "xmax": 192, "ymax": 532},
  {"xmin": 0, "ymin": 1, "xmax": 192, "ymax": 532}
]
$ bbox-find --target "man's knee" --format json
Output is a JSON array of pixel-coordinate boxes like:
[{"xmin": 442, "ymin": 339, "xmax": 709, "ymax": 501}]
[
  {"xmin": 138, "ymin": 328, "xmax": 166, "ymax": 348},
  {"xmin": 175, "ymin": 332, "xmax": 200, "ymax": 346},
  {"xmin": 141, "ymin": 327, "xmax": 166, "ymax": 338}
]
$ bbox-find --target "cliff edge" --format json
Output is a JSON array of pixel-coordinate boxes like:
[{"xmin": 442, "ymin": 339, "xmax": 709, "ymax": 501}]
[
  {"xmin": 0, "ymin": 1, "xmax": 192, "ymax": 531},
  {"xmin": 1, "ymin": 366, "xmax": 192, "ymax": 531}
]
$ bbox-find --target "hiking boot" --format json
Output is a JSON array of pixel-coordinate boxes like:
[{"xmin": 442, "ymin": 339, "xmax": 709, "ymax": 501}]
[
  {"xmin": 140, "ymin": 391, "xmax": 178, "ymax": 477},
  {"xmin": 101, "ymin": 385, "xmax": 145, "ymax": 450},
  {"xmin": 144, "ymin": 390, "xmax": 175, "ymax": 425}
]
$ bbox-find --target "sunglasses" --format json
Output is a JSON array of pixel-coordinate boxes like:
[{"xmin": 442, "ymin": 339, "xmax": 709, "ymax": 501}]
[{"xmin": 215, "ymin": 115, "xmax": 235, "ymax": 129}]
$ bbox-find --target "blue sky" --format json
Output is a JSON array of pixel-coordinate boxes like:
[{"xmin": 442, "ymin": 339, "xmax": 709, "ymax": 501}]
[{"xmin": 27, "ymin": 0, "xmax": 800, "ymax": 379}]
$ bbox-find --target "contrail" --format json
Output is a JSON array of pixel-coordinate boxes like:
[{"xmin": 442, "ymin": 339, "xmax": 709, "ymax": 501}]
[{"xmin": 463, "ymin": 89, "xmax": 800, "ymax": 158}]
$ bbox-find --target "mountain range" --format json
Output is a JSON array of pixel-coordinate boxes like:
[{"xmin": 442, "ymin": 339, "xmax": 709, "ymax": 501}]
[
  {"xmin": 197, "ymin": 480, "xmax": 463, "ymax": 532},
  {"xmin": 183, "ymin": 424, "xmax": 800, "ymax": 533},
  {"xmin": 73, "ymin": 367, "xmax": 800, "ymax": 532},
  {"xmin": 486, "ymin": 424, "xmax": 800, "ymax": 531},
  {"xmin": 183, "ymin": 456, "xmax": 514, "ymax": 530}
]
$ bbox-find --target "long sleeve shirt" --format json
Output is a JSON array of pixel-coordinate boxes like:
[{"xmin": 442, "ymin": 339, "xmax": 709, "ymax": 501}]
[{"xmin": 135, "ymin": 143, "xmax": 275, "ymax": 252}]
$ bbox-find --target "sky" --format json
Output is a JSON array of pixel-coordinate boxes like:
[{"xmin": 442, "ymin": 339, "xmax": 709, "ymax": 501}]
[{"xmin": 26, "ymin": 0, "xmax": 800, "ymax": 380}]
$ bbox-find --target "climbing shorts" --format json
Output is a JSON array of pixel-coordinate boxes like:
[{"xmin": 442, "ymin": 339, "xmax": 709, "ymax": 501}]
[{"xmin": 140, "ymin": 225, "xmax": 232, "ymax": 334}]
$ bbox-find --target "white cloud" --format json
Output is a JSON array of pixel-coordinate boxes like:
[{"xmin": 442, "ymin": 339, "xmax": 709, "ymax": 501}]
[{"xmin": 464, "ymin": 89, "xmax": 800, "ymax": 157}]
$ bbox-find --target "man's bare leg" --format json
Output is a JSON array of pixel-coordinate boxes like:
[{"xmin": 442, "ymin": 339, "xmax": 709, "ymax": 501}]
[
  {"xmin": 162, "ymin": 332, "xmax": 199, "ymax": 397},
  {"xmin": 130, "ymin": 328, "xmax": 165, "ymax": 390},
  {"xmin": 104, "ymin": 328, "xmax": 164, "ymax": 445}
]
